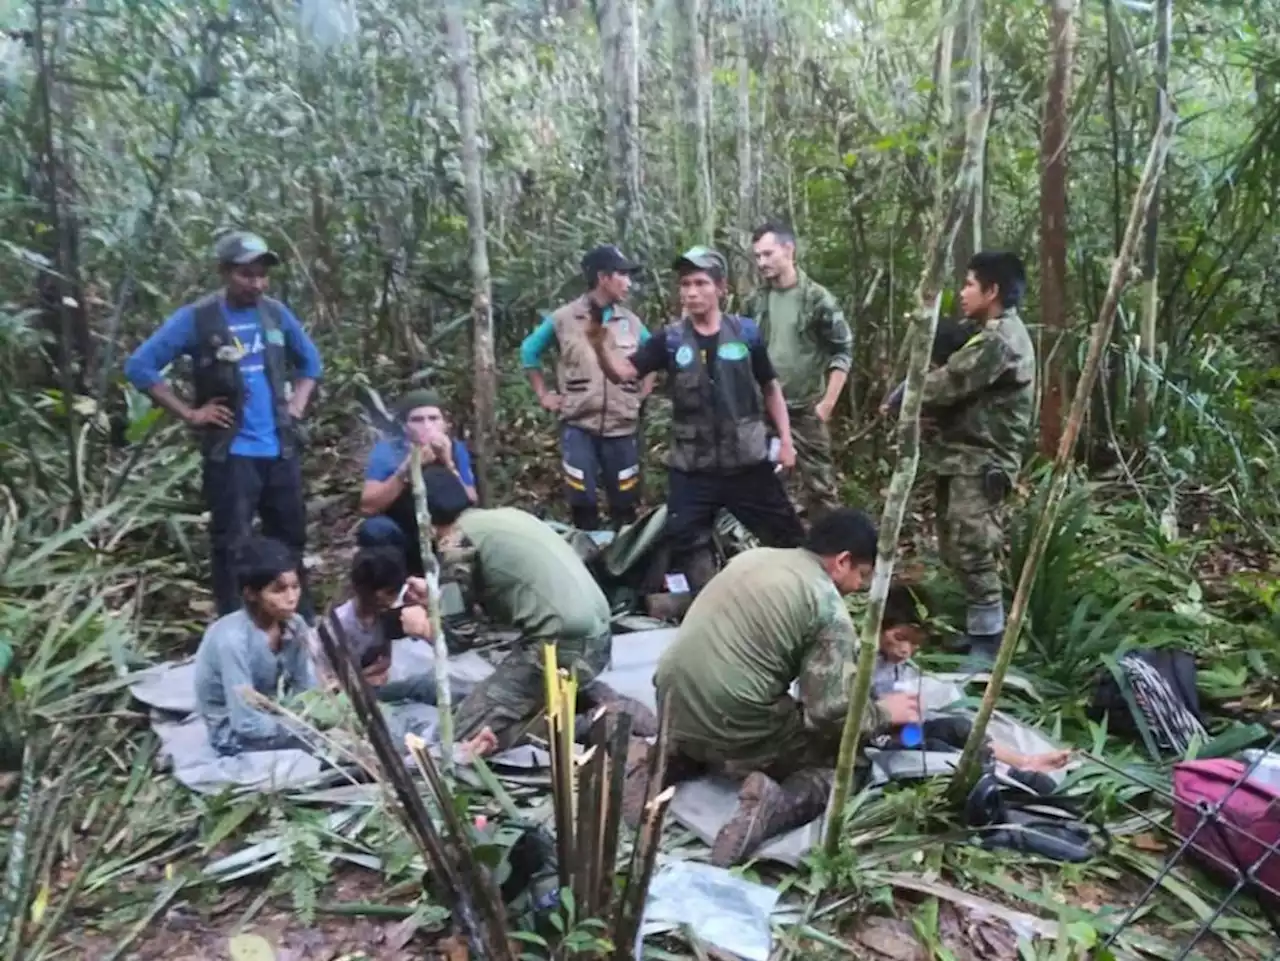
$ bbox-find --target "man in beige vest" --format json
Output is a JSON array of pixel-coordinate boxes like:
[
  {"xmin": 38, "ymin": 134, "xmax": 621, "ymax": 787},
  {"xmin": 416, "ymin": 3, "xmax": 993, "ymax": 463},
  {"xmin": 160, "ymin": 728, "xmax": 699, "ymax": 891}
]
[{"xmin": 521, "ymin": 245, "xmax": 654, "ymax": 531}]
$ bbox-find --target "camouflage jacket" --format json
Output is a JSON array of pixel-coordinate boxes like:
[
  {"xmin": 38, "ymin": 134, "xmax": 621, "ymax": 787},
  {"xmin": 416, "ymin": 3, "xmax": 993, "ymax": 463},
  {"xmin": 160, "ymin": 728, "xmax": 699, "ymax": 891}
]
[
  {"xmin": 655, "ymin": 548, "xmax": 886, "ymax": 758},
  {"xmin": 744, "ymin": 271, "xmax": 852, "ymax": 409},
  {"xmin": 921, "ymin": 308, "xmax": 1036, "ymax": 478}
]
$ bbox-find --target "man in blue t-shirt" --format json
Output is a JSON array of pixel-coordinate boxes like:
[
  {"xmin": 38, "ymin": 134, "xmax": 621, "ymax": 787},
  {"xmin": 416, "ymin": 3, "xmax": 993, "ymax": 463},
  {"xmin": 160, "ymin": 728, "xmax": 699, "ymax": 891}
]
[
  {"xmin": 357, "ymin": 388, "xmax": 477, "ymax": 576},
  {"xmin": 125, "ymin": 232, "xmax": 323, "ymax": 618}
]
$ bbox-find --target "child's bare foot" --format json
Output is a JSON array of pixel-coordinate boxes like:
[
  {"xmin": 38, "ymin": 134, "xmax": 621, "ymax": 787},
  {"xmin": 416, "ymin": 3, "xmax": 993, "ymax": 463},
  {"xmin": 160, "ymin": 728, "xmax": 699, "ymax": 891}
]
[
  {"xmin": 460, "ymin": 726, "xmax": 498, "ymax": 761},
  {"xmin": 1019, "ymin": 748, "xmax": 1072, "ymax": 773}
]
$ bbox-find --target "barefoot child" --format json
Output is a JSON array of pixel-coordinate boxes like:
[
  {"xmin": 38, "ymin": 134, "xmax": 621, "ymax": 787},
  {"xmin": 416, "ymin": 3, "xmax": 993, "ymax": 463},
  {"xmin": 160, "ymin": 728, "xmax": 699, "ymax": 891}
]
[{"xmin": 873, "ymin": 584, "xmax": 1071, "ymax": 774}]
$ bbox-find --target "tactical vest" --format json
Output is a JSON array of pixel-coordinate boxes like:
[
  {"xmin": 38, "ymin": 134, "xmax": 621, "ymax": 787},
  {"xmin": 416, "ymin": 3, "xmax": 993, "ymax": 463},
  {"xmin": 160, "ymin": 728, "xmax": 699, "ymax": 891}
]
[
  {"xmin": 551, "ymin": 295, "xmax": 644, "ymax": 437},
  {"xmin": 666, "ymin": 315, "xmax": 768, "ymax": 473},
  {"xmin": 191, "ymin": 293, "xmax": 295, "ymax": 462}
]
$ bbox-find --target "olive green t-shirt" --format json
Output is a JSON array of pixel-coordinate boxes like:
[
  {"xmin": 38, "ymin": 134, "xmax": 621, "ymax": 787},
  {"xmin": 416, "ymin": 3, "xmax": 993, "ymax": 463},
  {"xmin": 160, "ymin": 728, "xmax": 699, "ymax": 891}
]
[
  {"xmin": 456, "ymin": 507, "xmax": 610, "ymax": 642},
  {"xmin": 655, "ymin": 547, "xmax": 880, "ymax": 757},
  {"xmin": 761, "ymin": 286, "xmax": 807, "ymax": 401}
]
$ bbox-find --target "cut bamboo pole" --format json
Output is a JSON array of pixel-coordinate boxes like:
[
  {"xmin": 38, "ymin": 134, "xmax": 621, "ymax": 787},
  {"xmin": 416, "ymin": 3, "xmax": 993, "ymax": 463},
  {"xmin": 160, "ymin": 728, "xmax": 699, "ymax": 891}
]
[
  {"xmin": 824, "ymin": 97, "xmax": 992, "ymax": 857},
  {"xmin": 409, "ymin": 445, "xmax": 453, "ymax": 771},
  {"xmin": 947, "ymin": 106, "xmax": 1178, "ymax": 802}
]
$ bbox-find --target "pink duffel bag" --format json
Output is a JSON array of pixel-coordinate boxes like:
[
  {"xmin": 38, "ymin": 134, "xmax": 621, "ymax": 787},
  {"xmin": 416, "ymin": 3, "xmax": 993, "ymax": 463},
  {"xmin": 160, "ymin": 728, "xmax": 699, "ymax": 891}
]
[{"xmin": 1173, "ymin": 758, "xmax": 1280, "ymax": 901}]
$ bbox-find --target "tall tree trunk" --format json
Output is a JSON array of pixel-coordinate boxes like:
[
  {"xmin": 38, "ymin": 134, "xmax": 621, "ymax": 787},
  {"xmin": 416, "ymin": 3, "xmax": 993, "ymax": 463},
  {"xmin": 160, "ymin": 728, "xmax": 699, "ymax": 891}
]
[
  {"xmin": 734, "ymin": 6, "xmax": 754, "ymax": 289},
  {"xmin": 825, "ymin": 100, "xmax": 992, "ymax": 855},
  {"xmin": 949, "ymin": 109, "xmax": 1176, "ymax": 802},
  {"xmin": 1036, "ymin": 0, "xmax": 1077, "ymax": 457},
  {"xmin": 1134, "ymin": 0, "xmax": 1171, "ymax": 434},
  {"xmin": 676, "ymin": 0, "xmax": 713, "ymax": 241},
  {"xmin": 442, "ymin": 0, "xmax": 496, "ymax": 502},
  {"xmin": 31, "ymin": 0, "xmax": 83, "ymax": 519},
  {"xmin": 950, "ymin": 0, "xmax": 983, "ymax": 277},
  {"xmin": 596, "ymin": 0, "xmax": 641, "ymax": 244}
]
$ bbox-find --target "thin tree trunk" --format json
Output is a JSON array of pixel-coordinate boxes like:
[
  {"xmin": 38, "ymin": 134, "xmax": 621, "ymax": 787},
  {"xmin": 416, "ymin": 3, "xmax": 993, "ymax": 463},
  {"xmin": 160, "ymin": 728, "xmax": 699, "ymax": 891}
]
[
  {"xmin": 951, "ymin": 0, "xmax": 983, "ymax": 276},
  {"xmin": 824, "ymin": 100, "xmax": 992, "ymax": 855},
  {"xmin": 1037, "ymin": 0, "xmax": 1077, "ymax": 457},
  {"xmin": 676, "ymin": 0, "xmax": 713, "ymax": 241},
  {"xmin": 948, "ymin": 108, "xmax": 1177, "ymax": 802},
  {"xmin": 596, "ymin": 0, "xmax": 641, "ymax": 245},
  {"xmin": 31, "ymin": 0, "xmax": 82, "ymax": 520},
  {"xmin": 734, "ymin": 6, "xmax": 753, "ymax": 289},
  {"xmin": 1134, "ymin": 0, "xmax": 1171, "ymax": 434},
  {"xmin": 442, "ymin": 0, "xmax": 496, "ymax": 502}
]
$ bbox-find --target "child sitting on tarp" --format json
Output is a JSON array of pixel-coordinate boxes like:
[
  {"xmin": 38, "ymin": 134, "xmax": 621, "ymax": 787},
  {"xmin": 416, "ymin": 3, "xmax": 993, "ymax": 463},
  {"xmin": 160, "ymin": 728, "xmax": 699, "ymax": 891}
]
[
  {"xmin": 314, "ymin": 546, "xmax": 439, "ymax": 703},
  {"xmin": 872, "ymin": 583, "xmax": 1070, "ymax": 774},
  {"xmin": 195, "ymin": 537, "xmax": 318, "ymax": 755}
]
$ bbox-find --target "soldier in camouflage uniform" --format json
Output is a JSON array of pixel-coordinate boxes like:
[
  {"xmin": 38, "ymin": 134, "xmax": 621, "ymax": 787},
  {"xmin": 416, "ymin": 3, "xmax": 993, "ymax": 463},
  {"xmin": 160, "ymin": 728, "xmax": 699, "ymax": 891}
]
[
  {"xmin": 635, "ymin": 509, "xmax": 921, "ymax": 866},
  {"xmin": 885, "ymin": 252, "xmax": 1035, "ymax": 664},
  {"xmin": 421, "ymin": 472, "xmax": 655, "ymax": 749},
  {"xmin": 746, "ymin": 221, "xmax": 853, "ymax": 516}
]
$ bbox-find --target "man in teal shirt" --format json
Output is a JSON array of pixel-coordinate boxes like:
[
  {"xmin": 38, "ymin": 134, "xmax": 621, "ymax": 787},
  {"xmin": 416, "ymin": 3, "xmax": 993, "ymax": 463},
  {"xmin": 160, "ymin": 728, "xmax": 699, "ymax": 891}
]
[{"xmin": 521, "ymin": 245, "xmax": 654, "ymax": 531}]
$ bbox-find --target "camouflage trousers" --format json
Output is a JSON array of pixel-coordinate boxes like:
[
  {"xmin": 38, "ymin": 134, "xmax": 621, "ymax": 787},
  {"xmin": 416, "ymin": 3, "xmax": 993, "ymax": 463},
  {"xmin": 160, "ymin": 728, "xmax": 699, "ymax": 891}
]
[
  {"xmin": 935, "ymin": 473, "xmax": 1005, "ymax": 610},
  {"xmin": 454, "ymin": 630, "xmax": 612, "ymax": 750},
  {"xmin": 786, "ymin": 409, "xmax": 839, "ymax": 517}
]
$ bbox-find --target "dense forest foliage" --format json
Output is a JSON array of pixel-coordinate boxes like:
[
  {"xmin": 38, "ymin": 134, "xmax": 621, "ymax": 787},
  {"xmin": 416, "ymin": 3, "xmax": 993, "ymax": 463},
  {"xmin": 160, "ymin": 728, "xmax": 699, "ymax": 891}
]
[{"xmin": 0, "ymin": 0, "xmax": 1278, "ymax": 956}]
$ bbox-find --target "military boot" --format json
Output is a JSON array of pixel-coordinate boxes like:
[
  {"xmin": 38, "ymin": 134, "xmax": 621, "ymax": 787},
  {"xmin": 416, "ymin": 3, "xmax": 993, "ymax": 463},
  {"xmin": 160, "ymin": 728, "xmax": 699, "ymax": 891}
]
[
  {"xmin": 710, "ymin": 769, "xmax": 832, "ymax": 867},
  {"xmin": 581, "ymin": 681, "xmax": 659, "ymax": 738},
  {"xmin": 963, "ymin": 633, "xmax": 1000, "ymax": 669}
]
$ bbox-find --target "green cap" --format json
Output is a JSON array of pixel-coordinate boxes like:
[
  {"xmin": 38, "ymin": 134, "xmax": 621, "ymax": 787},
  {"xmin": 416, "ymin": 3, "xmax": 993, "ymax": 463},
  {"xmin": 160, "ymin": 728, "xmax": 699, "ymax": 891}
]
[
  {"xmin": 214, "ymin": 231, "xmax": 281, "ymax": 267},
  {"xmin": 397, "ymin": 388, "xmax": 444, "ymax": 417},
  {"xmin": 673, "ymin": 246, "xmax": 727, "ymax": 277}
]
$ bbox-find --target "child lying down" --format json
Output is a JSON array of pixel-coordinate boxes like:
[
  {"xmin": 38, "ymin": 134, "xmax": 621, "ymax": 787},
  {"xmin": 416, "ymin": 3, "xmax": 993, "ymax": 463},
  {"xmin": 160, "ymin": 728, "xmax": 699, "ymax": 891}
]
[
  {"xmin": 196, "ymin": 537, "xmax": 496, "ymax": 758},
  {"xmin": 871, "ymin": 584, "xmax": 1071, "ymax": 775}
]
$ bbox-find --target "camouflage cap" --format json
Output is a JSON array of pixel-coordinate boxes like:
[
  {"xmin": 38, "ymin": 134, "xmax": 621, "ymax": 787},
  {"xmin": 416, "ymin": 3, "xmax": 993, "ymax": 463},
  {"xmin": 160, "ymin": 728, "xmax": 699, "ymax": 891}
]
[
  {"xmin": 214, "ymin": 231, "xmax": 281, "ymax": 267},
  {"xmin": 672, "ymin": 246, "xmax": 727, "ymax": 278}
]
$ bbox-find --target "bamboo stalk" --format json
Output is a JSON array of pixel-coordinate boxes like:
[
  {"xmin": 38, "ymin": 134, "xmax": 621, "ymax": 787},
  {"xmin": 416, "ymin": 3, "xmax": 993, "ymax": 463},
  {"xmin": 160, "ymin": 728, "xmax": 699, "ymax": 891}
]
[
  {"xmin": 947, "ymin": 106, "xmax": 1178, "ymax": 802},
  {"xmin": 613, "ymin": 786, "xmax": 676, "ymax": 960},
  {"xmin": 409, "ymin": 444, "xmax": 452, "ymax": 771},
  {"xmin": 824, "ymin": 98, "xmax": 992, "ymax": 857},
  {"xmin": 597, "ymin": 711, "xmax": 632, "ymax": 914}
]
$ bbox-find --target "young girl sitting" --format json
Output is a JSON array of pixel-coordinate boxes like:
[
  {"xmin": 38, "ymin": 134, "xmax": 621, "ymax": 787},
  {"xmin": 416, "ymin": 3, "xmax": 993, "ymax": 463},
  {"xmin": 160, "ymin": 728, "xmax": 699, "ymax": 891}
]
[{"xmin": 195, "ymin": 537, "xmax": 316, "ymax": 755}]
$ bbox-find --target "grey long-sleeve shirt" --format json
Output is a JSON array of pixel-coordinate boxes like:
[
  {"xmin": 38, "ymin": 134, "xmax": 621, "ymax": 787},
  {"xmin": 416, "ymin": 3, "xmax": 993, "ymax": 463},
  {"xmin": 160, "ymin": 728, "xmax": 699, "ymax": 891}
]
[{"xmin": 194, "ymin": 609, "xmax": 316, "ymax": 755}]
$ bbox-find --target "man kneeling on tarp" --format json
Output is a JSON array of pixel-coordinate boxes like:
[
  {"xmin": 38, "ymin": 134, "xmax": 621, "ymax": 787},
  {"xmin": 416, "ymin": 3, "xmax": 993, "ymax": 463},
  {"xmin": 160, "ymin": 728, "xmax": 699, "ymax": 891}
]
[
  {"xmin": 647, "ymin": 508, "xmax": 923, "ymax": 866},
  {"xmin": 195, "ymin": 536, "xmax": 318, "ymax": 755},
  {"xmin": 418, "ymin": 466, "xmax": 657, "ymax": 750}
]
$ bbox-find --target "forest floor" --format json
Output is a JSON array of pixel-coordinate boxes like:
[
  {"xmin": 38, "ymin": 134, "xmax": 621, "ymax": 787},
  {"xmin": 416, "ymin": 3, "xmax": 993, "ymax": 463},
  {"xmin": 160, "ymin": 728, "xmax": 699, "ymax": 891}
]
[{"xmin": 26, "ymin": 399, "xmax": 1280, "ymax": 961}]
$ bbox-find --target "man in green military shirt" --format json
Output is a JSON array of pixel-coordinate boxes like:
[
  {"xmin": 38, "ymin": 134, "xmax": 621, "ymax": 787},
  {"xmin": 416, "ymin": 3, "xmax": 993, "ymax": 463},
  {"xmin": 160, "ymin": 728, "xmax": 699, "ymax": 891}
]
[
  {"xmin": 420, "ymin": 469, "xmax": 655, "ymax": 748},
  {"xmin": 884, "ymin": 251, "xmax": 1035, "ymax": 664},
  {"xmin": 747, "ymin": 220, "xmax": 853, "ymax": 515},
  {"xmin": 647, "ymin": 508, "xmax": 921, "ymax": 865}
]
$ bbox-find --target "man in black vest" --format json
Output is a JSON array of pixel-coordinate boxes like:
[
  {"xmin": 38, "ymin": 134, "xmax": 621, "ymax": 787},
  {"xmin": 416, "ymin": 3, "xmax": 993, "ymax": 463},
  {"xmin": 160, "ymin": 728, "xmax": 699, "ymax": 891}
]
[
  {"xmin": 125, "ymin": 232, "xmax": 323, "ymax": 617},
  {"xmin": 588, "ymin": 247, "xmax": 804, "ymax": 592}
]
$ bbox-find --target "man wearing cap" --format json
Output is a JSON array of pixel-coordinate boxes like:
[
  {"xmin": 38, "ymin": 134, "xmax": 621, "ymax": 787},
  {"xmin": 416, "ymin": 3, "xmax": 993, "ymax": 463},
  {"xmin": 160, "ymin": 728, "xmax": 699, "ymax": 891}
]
[
  {"xmin": 588, "ymin": 247, "xmax": 805, "ymax": 593},
  {"xmin": 357, "ymin": 389, "xmax": 477, "ymax": 576},
  {"xmin": 520, "ymin": 244, "xmax": 654, "ymax": 531},
  {"xmin": 746, "ymin": 220, "xmax": 853, "ymax": 516},
  {"xmin": 125, "ymin": 231, "xmax": 323, "ymax": 617}
]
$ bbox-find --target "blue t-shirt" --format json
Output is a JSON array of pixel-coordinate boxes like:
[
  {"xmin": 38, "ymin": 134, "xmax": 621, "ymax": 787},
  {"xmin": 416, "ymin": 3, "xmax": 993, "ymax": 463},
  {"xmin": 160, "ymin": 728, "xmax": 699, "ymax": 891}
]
[
  {"xmin": 365, "ymin": 436, "xmax": 475, "ymax": 488},
  {"xmin": 124, "ymin": 296, "xmax": 323, "ymax": 459}
]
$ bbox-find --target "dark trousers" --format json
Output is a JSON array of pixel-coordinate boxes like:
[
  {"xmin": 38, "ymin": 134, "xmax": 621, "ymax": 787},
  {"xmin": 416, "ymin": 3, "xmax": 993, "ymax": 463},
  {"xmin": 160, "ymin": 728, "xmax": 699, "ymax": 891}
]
[
  {"xmin": 203, "ymin": 454, "xmax": 312, "ymax": 619},
  {"xmin": 561, "ymin": 425, "xmax": 640, "ymax": 530},
  {"xmin": 665, "ymin": 462, "xmax": 804, "ymax": 585},
  {"xmin": 356, "ymin": 514, "xmax": 425, "ymax": 578}
]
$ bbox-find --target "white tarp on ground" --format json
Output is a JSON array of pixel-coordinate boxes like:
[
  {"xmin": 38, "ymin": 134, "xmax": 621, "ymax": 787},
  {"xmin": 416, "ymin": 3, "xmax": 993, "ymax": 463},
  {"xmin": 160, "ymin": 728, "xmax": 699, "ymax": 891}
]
[{"xmin": 133, "ymin": 629, "xmax": 1069, "ymax": 865}]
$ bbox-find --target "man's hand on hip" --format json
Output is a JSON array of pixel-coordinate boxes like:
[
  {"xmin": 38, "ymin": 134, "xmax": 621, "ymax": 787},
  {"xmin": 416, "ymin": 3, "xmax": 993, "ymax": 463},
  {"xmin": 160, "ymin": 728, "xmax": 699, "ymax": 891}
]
[{"xmin": 186, "ymin": 400, "xmax": 234, "ymax": 428}]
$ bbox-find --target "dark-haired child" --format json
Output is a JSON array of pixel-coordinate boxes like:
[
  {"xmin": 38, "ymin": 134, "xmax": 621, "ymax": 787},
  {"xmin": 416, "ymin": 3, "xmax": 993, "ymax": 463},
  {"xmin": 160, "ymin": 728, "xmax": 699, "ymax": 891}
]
[
  {"xmin": 194, "ymin": 536, "xmax": 316, "ymax": 755},
  {"xmin": 871, "ymin": 583, "xmax": 1069, "ymax": 774}
]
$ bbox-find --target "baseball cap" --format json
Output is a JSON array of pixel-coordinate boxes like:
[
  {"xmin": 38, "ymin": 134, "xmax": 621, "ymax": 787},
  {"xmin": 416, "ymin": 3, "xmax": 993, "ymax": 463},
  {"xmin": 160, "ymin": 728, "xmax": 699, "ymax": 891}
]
[
  {"xmin": 673, "ymin": 246, "xmax": 727, "ymax": 277},
  {"xmin": 581, "ymin": 244, "xmax": 641, "ymax": 277},
  {"xmin": 214, "ymin": 231, "xmax": 281, "ymax": 267}
]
